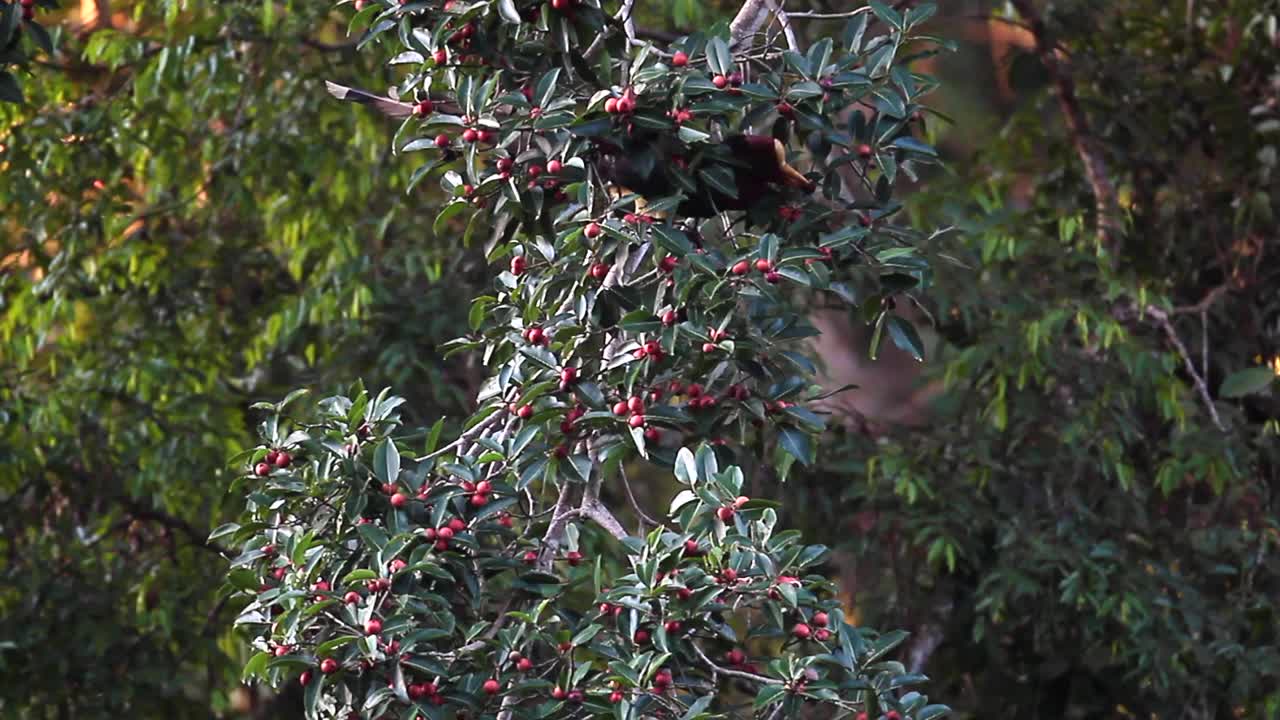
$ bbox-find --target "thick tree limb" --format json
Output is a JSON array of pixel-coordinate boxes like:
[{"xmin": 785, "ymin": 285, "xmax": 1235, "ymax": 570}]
[
  {"xmin": 1011, "ymin": 0, "xmax": 1123, "ymax": 248},
  {"xmin": 730, "ymin": 0, "xmax": 772, "ymax": 46}
]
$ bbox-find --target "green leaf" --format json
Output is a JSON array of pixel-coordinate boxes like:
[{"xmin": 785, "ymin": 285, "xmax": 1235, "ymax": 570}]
[
  {"xmin": 885, "ymin": 315, "xmax": 925, "ymax": 361},
  {"xmin": 497, "ymin": 0, "xmax": 522, "ymax": 23},
  {"xmin": 754, "ymin": 684, "xmax": 787, "ymax": 709},
  {"xmin": 0, "ymin": 72, "xmax": 23, "ymax": 104},
  {"xmin": 374, "ymin": 440, "xmax": 401, "ymax": 485},
  {"xmin": 674, "ymin": 447, "xmax": 698, "ymax": 484},
  {"xmin": 1219, "ymin": 367, "xmax": 1274, "ymax": 398},
  {"xmin": 778, "ymin": 427, "xmax": 814, "ymax": 466},
  {"xmin": 869, "ymin": 0, "xmax": 903, "ymax": 30}
]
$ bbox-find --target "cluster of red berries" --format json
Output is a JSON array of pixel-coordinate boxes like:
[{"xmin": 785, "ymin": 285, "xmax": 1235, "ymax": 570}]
[
  {"xmin": 730, "ymin": 257, "xmax": 781, "ymax": 283},
  {"xmin": 633, "ymin": 336, "xmax": 665, "ymax": 363},
  {"xmin": 253, "ymin": 449, "xmax": 293, "ymax": 477},
  {"xmin": 603, "ymin": 88, "xmax": 637, "ymax": 115},
  {"xmin": 422, "ymin": 516, "xmax": 468, "ymax": 551},
  {"xmin": 460, "ymin": 479, "xmax": 494, "ymax": 507},
  {"xmin": 18, "ymin": 0, "xmax": 35, "ymax": 20},
  {"xmin": 805, "ymin": 246, "xmax": 835, "ymax": 266},
  {"xmin": 550, "ymin": 685, "xmax": 585, "ymax": 703},
  {"xmin": 408, "ymin": 680, "xmax": 446, "ymax": 704},
  {"xmin": 791, "ymin": 609, "xmax": 834, "ymax": 642},
  {"xmin": 711, "ymin": 71, "xmax": 745, "ymax": 91},
  {"xmin": 518, "ymin": 322, "xmax": 546, "ymax": 346},
  {"xmin": 667, "ymin": 107, "xmax": 695, "ymax": 125},
  {"xmin": 701, "ymin": 326, "xmax": 731, "ymax": 353},
  {"xmin": 611, "ymin": 394, "xmax": 649, "ymax": 430}
]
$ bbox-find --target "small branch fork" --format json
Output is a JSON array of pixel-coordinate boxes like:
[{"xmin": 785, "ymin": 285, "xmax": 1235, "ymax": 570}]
[{"xmin": 1144, "ymin": 304, "xmax": 1227, "ymax": 432}]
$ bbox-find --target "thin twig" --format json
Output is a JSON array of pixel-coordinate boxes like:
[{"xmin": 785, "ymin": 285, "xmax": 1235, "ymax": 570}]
[
  {"xmin": 764, "ymin": 0, "xmax": 800, "ymax": 51},
  {"xmin": 1145, "ymin": 304, "xmax": 1227, "ymax": 431},
  {"xmin": 691, "ymin": 642, "xmax": 783, "ymax": 685},
  {"xmin": 787, "ymin": 8, "xmax": 872, "ymax": 20},
  {"xmin": 619, "ymin": 464, "xmax": 661, "ymax": 529}
]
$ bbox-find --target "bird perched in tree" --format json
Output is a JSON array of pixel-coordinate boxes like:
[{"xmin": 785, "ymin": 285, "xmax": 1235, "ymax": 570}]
[
  {"xmin": 325, "ymin": 81, "xmax": 815, "ymax": 217},
  {"xmin": 596, "ymin": 133, "xmax": 814, "ymax": 218}
]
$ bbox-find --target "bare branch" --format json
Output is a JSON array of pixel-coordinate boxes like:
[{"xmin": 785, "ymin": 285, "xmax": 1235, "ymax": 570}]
[
  {"xmin": 690, "ymin": 642, "xmax": 783, "ymax": 686},
  {"xmin": 1010, "ymin": 0, "xmax": 1123, "ymax": 248},
  {"xmin": 730, "ymin": 0, "xmax": 772, "ymax": 46},
  {"xmin": 1144, "ymin": 304, "xmax": 1227, "ymax": 431},
  {"xmin": 765, "ymin": 0, "xmax": 800, "ymax": 51},
  {"xmin": 536, "ymin": 484, "xmax": 576, "ymax": 572}
]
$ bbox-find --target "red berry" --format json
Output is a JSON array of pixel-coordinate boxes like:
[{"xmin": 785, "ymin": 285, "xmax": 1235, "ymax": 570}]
[
  {"xmin": 812, "ymin": 611, "xmax": 829, "ymax": 627},
  {"xmin": 254, "ymin": 462, "xmax": 270, "ymax": 476},
  {"xmin": 313, "ymin": 580, "xmax": 330, "ymax": 593},
  {"xmin": 547, "ymin": 159, "xmax": 563, "ymax": 174},
  {"xmin": 559, "ymin": 367, "xmax": 578, "ymax": 385},
  {"xmin": 568, "ymin": 689, "xmax": 584, "ymax": 704},
  {"xmin": 590, "ymin": 262, "xmax": 610, "ymax": 280},
  {"xmin": 604, "ymin": 97, "xmax": 619, "ymax": 114},
  {"xmin": 726, "ymin": 648, "xmax": 746, "ymax": 666},
  {"xmin": 483, "ymin": 678, "xmax": 501, "ymax": 694},
  {"xmin": 552, "ymin": 686, "xmax": 567, "ymax": 700},
  {"xmin": 686, "ymin": 383, "xmax": 702, "ymax": 398},
  {"xmin": 517, "ymin": 404, "xmax": 534, "ymax": 420},
  {"xmin": 584, "ymin": 222, "xmax": 602, "ymax": 238},
  {"xmin": 755, "ymin": 258, "xmax": 772, "ymax": 272},
  {"xmin": 610, "ymin": 691, "xmax": 624, "ymax": 704},
  {"xmin": 684, "ymin": 539, "xmax": 700, "ymax": 555},
  {"xmin": 438, "ymin": 526, "xmax": 455, "ymax": 540},
  {"xmin": 435, "ymin": 133, "xmax": 450, "ymax": 148},
  {"xmin": 671, "ymin": 51, "xmax": 688, "ymax": 67},
  {"xmin": 476, "ymin": 480, "xmax": 492, "ymax": 494},
  {"xmin": 566, "ymin": 550, "xmax": 583, "ymax": 566},
  {"xmin": 616, "ymin": 96, "xmax": 635, "ymax": 114},
  {"xmin": 628, "ymin": 414, "xmax": 646, "ymax": 428},
  {"xmin": 462, "ymin": 128, "xmax": 479, "ymax": 143},
  {"xmin": 414, "ymin": 99, "xmax": 434, "ymax": 117},
  {"xmin": 857, "ymin": 143, "xmax": 873, "ymax": 158},
  {"xmin": 422, "ymin": 527, "xmax": 437, "ymax": 540},
  {"xmin": 792, "ymin": 622, "xmax": 812, "ymax": 640},
  {"xmin": 728, "ymin": 71, "xmax": 743, "ymax": 87},
  {"xmin": 712, "ymin": 75, "xmax": 728, "ymax": 89},
  {"xmin": 522, "ymin": 550, "xmax": 538, "ymax": 564},
  {"xmin": 658, "ymin": 255, "xmax": 678, "ymax": 273},
  {"xmin": 525, "ymin": 327, "xmax": 544, "ymax": 345},
  {"xmin": 470, "ymin": 493, "xmax": 489, "ymax": 507},
  {"xmin": 634, "ymin": 629, "xmax": 651, "ymax": 644},
  {"xmin": 612, "ymin": 401, "xmax": 629, "ymax": 416},
  {"xmin": 344, "ymin": 591, "xmax": 361, "ymax": 605},
  {"xmin": 627, "ymin": 396, "xmax": 645, "ymax": 413},
  {"xmin": 433, "ymin": 48, "xmax": 448, "ymax": 64},
  {"xmin": 643, "ymin": 427, "xmax": 660, "ymax": 442},
  {"xmin": 264, "ymin": 450, "xmax": 279, "ymax": 465},
  {"xmin": 702, "ymin": 343, "xmax": 717, "ymax": 353},
  {"xmin": 776, "ymin": 101, "xmax": 794, "ymax": 116},
  {"xmin": 664, "ymin": 620, "xmax": 681, "ymax": 633},
  {"xmin": 661, "ymin": 310, "xmax": 677, "ymax": 326},
  {"xmin": 390, "ymin": 492, "xmax": 408, "ymax": 508},
  {"xmin": 449, "ymin": 518, "xmax": 467, "ymax": 532},
  {"xmin": 886, "ymin": 713, "xmax": 901, "ymax": 720},
  {"xmin": 730, "ymin": 260, "xmax": 750, "ymax": 276},
  {"xmin": 435, "ymin": 538, "xmax": 450, "ymax": 551},
  {"xmin": 815, "ymin": 628, "xmax": 832, "ymax": 641},
  {"xmin": 320, "ymin": 657, "xmax": 340, "ymax": 674},
  {"xmin": 516, "ymin": 657, "xmax": 533, "ymax": 672},
  {"xmin": 717, "ymin": 506, "xmax": 735, "ymax": 522},
  {"xmin": 765, "ymin": 271, "xmax": 781, "ymax": 284},
  {"xmin": 300, "ymin": 670, "xmax": 313, "ymax": 686},
  {"xmin": 721, "ymin": 568, "xmax": 738, "ymax": 583},
  {"xmin": 364, "ymin": 618, "xmax": 383, "ymax": 635}
]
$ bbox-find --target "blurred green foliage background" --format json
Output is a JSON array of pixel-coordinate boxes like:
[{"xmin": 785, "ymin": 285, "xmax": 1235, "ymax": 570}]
[{"xmin": 1, "ymin": 1, "xmax": 1277, "ymax": 718}]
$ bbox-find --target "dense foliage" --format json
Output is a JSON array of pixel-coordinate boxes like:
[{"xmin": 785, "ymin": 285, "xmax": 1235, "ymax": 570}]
[
  {"xmin": 217, "ymin": 0, "xmax": 952, "ymax": 718},
  {"xmin": 3, "ymin": 1, "xmax": 1277, "ymax": 719}
]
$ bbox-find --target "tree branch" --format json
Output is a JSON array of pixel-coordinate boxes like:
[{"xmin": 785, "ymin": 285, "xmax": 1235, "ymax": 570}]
[
  {"xmin": 120, "ymin": 498, "xmax": 230, "ymax": 556},
  {"xmin": 730, "ymin": 0, "xmax": 772, "ymax": 46},
  {"xmin": 1010, "ymin": 0, "xmax": 1123, "ymax": 248},
  {"xmin": 536, "ymin": 483, "xmax": 576, "ymax": 571},
  {"xmin": 1144, "ymin": 304, "xmax": 1227, "ymax": 431},
  {"xmin": 690, "ymin": 642, "xmax": 783, "ymax": 685},
  {"xmin": 765, "ymin": 0, "xmax": 799, "ymax": 51}
]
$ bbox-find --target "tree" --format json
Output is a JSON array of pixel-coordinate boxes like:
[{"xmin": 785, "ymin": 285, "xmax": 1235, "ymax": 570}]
[
  {"xmin": 797, "ymin": 2, "xmax": 1279, "ymax": 717},
  {"xmin": 218, "ymin": 1, "xmax": 953, "ymax": 719}
]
